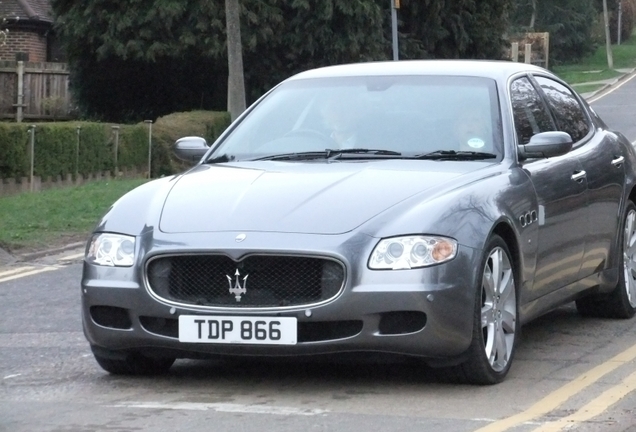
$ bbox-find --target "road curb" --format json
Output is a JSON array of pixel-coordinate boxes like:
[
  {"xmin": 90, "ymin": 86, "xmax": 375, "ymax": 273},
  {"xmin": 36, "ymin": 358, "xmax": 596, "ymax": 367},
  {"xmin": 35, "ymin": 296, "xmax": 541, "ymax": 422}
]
[
  {"xmin": 15, "ymin": 242, "xmax": 85, "ymax": 262},
  {"xmin": 583, "ymin": 67, "xmax": 636, "ymax": 100},
  {"xmin": 0, "ymin": 247, "xmax": 16, "ymax": 266}
]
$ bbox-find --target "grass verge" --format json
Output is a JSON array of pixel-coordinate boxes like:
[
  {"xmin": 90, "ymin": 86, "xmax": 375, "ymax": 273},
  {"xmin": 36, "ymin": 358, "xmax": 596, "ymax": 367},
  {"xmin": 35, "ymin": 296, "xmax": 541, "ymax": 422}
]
[
  {"xmin": 570, "ymin": 83, "xmax": 607, "ymax": 94},
  {"xmin": 0, "ymin": 178, "xmax": 148, "ymax": 253},
  {"xmin": 554, "ymin": 31, "xmax": 636, "ymax": 84}
]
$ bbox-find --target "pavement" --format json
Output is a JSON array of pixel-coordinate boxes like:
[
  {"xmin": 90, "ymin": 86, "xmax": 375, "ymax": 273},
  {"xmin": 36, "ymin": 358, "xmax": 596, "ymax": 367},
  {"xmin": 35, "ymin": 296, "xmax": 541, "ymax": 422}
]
[
  {"xmin": 0, "ymin": 246, "xmax": 15, "ymax": 266},
  {"xmin": 1, "ymin": 66, "xmax": 635, "ymax": 268},
  {"xmin": 0, "ymin": 241, "xmax": 85, "ymax": 266}
]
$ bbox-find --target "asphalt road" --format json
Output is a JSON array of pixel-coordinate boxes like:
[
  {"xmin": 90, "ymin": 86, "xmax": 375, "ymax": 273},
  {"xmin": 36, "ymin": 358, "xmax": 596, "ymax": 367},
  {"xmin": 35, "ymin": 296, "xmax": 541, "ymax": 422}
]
[
  {"xmin": 589, "ymin": 73, "xmax": 636, "ymax": 142},
  {"xmin": 2, "ymin": 78, "xmax": 636, "ymax": 431}
]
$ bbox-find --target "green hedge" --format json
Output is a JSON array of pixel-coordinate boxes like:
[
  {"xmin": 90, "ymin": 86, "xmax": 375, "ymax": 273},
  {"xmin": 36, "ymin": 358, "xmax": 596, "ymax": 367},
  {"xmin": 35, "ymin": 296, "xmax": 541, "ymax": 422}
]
[
  {"xmin": 0, "ymin": 110, "xmax": 232, "ymax": 180},
  {"xmin": 0, "ymin": 125, "xmax": 29, "ymax": 179},
  {"xmin": 151, "ymin": 110, "xmax": 231, "ymax": 175}
]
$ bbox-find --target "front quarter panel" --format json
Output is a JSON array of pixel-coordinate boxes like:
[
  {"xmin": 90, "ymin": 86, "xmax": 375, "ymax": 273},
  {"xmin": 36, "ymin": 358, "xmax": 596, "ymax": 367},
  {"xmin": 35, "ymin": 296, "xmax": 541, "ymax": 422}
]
[
  {"xmin": 94, "ymin": 175, "xmax": 179, "ymax": 236},
  {"xmin": 363, "ymin": 167, "xmax": 533, "ymax": 245},
  {"xmin": 361, "ymin": 166, "xmax": 539, "ymax": 299}
]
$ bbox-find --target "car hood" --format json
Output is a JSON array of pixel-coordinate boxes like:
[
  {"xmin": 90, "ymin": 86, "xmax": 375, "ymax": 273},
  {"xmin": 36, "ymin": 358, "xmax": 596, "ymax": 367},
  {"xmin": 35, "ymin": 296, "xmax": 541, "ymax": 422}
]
[{"xmin": 159, "ymin": 161, "xmax": 483, "ymax": 235}]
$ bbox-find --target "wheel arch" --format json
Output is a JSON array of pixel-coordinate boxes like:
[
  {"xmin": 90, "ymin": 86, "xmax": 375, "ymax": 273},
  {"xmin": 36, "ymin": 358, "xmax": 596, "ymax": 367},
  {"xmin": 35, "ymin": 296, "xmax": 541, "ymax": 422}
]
[
  {"xmin": 492, "ymin": 221, "xmax": 522, "ymax": 284},
  {"xmin": 628, "ymin": 186, "xmax": 636, "ymax": 209},
  {"xmin": 611, "ymin": 187, "xmax": 636, "ymax": 270}
]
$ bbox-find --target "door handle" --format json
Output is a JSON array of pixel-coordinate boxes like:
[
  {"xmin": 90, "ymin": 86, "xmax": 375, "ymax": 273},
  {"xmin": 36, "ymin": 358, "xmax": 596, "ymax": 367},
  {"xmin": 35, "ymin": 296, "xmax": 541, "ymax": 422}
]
[
  {"xmin": 571, "ymin": 170, "xmax": 587, "ymax": 182},
  {"xmin": 612, "ymin": 156, "xmax": 625, "ymax": 167}
]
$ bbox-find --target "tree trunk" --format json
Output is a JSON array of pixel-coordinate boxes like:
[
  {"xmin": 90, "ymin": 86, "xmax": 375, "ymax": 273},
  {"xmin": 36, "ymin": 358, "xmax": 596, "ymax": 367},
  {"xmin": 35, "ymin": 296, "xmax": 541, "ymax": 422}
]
[
  {"xmin": 603, "ymin": 0, "xmax": 614, "ymax": 69},
  {"xmin": 225, "ymin": 0, "xmax": 246, "ymax": 122}
]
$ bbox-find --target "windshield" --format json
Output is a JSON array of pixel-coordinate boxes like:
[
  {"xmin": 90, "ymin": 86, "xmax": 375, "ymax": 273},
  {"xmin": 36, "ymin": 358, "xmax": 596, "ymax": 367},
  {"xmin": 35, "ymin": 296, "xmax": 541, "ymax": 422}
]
[{"xmin": 210, "ymin": 75, "xmax": 504, "ymax": 161}]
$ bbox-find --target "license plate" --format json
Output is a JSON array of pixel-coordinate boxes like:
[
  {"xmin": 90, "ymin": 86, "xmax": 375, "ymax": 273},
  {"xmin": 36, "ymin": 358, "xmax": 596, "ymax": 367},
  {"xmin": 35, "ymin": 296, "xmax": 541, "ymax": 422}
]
[{"xmin": 178, "ymin": 315, "xmax": 297, "ymax": 345}]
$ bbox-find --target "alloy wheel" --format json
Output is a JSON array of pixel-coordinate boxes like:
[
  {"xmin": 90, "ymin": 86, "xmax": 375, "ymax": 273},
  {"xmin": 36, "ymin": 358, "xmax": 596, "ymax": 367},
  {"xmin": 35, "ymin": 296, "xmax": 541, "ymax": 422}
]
[
  {"xmin": 623, "ymin": 209, "xmax": 636, "ymax": 309},
  {"xmin": 481, "ymin": 247, "xmax": 516, "ymax": 372}
]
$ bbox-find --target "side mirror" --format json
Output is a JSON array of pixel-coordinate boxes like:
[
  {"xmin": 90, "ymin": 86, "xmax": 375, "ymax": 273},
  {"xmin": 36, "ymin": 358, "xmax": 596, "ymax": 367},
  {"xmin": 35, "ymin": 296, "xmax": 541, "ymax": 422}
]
[
  {"xmin": 518, "ymin": 131, "xmax": 573, "ymax": 160},
  {"xmin": 173, "ymin": 136, "xmax": 210, "ymax": 163}
]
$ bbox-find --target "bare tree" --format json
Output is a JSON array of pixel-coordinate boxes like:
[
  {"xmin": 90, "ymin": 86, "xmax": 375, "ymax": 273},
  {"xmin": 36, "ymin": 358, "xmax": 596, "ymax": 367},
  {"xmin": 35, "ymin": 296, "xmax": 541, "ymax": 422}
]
[
  {"xmin": 529, "ymin": 0, "xmax": 537, "ymax": 29},
  {"xmin": 225, "ymin": 0, "xmax": 246, "ymax": 122}
]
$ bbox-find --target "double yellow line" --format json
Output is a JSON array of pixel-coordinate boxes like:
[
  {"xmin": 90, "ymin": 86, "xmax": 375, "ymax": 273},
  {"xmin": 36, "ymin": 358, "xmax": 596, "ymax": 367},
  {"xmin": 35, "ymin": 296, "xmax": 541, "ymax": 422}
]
[
  {"xmin": 0, "ymin": 265, "xmax": 58, "ymax": 283},
  {"xmin": 477, "ymin": 344, "xmax": 636, "ymax": 431}
]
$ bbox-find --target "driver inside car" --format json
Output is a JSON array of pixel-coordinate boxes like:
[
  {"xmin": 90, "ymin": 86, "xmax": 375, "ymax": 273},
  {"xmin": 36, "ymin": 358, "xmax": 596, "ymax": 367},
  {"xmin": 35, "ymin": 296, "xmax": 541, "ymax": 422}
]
[{"xmin": 320, "ymin": 96, "xmax": 365, "ymax": 148}]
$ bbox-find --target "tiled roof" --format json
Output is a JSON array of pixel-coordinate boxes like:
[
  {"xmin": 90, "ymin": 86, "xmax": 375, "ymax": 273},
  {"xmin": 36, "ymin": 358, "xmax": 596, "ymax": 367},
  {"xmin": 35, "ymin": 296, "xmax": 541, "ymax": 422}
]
[{"xmin": 0, "ymin": 0, "xmax": 53, "ymax": 23}]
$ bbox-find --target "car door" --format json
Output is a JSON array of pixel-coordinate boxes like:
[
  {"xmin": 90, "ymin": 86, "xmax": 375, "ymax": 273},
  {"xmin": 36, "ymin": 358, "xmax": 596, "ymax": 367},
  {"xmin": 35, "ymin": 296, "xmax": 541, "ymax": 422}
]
[
  {"xmin": 532, "ymin": 75, "xmax": 624, "ymax": 280},
  {"xmin": 510, "ymin": 76, "xmax": 588, "ymax": 301}
]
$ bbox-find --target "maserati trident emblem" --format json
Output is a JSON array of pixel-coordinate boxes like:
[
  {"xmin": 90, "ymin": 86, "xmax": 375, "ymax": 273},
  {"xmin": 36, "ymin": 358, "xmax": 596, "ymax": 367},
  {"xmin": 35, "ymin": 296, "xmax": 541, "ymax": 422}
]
[{"xmin": 227, "ymin": 269, "xmax": 248, "ymax": 302}]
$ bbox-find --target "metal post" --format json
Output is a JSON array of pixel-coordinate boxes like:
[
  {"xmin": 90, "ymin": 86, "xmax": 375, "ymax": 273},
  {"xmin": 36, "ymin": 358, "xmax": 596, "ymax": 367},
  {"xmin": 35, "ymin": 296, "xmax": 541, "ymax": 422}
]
[
  {"xmin": 16, "ymin": 61, "xmax": 24, "ymax": 123},
  {"xmin": 391, "ymin": 0, "xmax": 399, "ymax": 61},
  {"xmin": 618, "ymin": 0, "xmax": 623, "ymax": 45},
  {"xmin": 28, "ymin": 125, "xmax": 35, "ymax": 192},
  {"xmin": 524, "ymin": 44, "xmax": 532, "ymax": 64},
  {"xmin": 144, "ymin": 120, "xmax": 153, "ymax": 179},
  {"xmin": 76, "ymin": 126, "xmax": 81, "ymax": 181},
  {"xmin": 511, "ymin": 42, "xmax": 519, "ymax": 62},
  {"xmin": 112, "ymin": 126, "xmax": 120, "ymax": 178}
]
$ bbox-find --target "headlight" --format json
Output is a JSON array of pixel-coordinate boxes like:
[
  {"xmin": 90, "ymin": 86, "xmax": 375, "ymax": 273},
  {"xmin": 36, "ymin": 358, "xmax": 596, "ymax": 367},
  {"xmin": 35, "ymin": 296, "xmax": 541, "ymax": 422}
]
[
  {"xmin": 86, "ymin": 233, "xmax": 136, "ymax": 267},
  {"xmin": 369, "ymin": 236, "xmax": 457, "ymax": 270}
]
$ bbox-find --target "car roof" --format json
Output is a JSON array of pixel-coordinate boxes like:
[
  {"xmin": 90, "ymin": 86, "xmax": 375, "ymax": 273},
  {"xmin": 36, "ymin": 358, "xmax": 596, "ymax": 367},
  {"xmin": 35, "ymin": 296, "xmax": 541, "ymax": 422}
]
[{"xmin": 288, "ymin": 60, "xmax": 552, "ymax": 83}]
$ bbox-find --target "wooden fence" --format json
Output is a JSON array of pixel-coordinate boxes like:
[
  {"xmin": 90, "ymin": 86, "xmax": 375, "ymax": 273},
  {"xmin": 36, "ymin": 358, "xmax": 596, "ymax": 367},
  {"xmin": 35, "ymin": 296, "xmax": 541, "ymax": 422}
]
[
  {"xmin": 508, "ymin": 32, "xmax": 550, "ymax": 69},
  {"xmin": 0, "ymin": 61, "xmax": 72, "ymax": 121}
]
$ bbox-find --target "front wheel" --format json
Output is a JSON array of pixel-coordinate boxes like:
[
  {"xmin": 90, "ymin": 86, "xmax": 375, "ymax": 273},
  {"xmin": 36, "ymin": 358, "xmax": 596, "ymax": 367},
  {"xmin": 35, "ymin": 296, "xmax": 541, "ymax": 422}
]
[
  {"xmin": 576, "ymin": 200, "xmax": 636, "ymax": 319},
  {"xmin": 453, "ymin": 235, "xmax": 518, "ymax": 385}
]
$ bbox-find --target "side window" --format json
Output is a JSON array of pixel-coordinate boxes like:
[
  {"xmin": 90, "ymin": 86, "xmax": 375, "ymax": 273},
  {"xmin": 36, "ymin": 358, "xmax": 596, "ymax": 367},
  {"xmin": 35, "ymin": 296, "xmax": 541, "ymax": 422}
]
[
  {"xmin": 510, "ymin": 77, "xmax": 555, "ymax": 145},
  {"xmin": 533, "ymin": 76, "xmax": 591, "ymax": 143}
]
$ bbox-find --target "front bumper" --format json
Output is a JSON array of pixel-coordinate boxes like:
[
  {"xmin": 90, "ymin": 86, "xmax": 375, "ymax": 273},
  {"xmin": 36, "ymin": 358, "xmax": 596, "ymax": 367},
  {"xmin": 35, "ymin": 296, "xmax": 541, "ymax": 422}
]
[{"xmin": 81, "ymin": 231, "xmax": 481, "ymax": 361}]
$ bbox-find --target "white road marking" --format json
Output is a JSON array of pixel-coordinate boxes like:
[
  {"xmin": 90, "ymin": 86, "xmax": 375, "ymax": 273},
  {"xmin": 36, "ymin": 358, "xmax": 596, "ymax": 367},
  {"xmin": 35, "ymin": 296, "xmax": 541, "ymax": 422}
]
[
  {"xmin": 3, "ymin": 374, "xmax": 22, "ymax": 379},
  {"xmin": 111, "ymin": 401, "xmax": 329, "ymax": 416},
  {"xmin": 0, "ymin": 266, "xmax": 58, "ymax": 283},
  {"xmin": 588, "ymin": 72, "xmax": 636, "ymax": 103}
]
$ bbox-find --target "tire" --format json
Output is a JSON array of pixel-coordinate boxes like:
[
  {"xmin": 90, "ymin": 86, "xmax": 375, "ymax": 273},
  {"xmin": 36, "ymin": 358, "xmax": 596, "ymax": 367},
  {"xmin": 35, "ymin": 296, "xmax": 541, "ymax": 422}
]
[
  {"xmin": 91, "ymin": 347, "xmax": 175, "ymax": 376},
  {"xmin": 576, "ymin": 200, "xmax": 636, "ymax": 319},
  {"xmin": 453, "ymin": 235, "xmax": 519, "ymax": 385}
]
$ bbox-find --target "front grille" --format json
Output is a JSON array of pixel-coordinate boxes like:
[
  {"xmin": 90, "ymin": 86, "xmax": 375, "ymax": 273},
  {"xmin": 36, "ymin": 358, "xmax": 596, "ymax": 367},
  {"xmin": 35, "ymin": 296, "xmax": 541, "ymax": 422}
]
[{"xmin": 146, "ymin": 254, "xmax": 345, "ymax": 308}]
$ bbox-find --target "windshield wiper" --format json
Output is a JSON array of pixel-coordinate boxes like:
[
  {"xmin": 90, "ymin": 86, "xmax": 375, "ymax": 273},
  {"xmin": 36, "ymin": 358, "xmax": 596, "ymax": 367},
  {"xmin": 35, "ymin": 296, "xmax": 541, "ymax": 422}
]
[
  {"xmin": 325, "ymin": 148, "xmax": 402, "ymax": 159},
  {"xmin": 253, "ymin": 149, "xmax": 402, "ymax": 161},
  {"xmin": 203, "ymin": 154, "xmax": 235, "ymax": 164},
  {"xmin": 252, "ymin": 151, "xmax": 332, "ymax": 161},
  {"xmin": 414, "ymin": 150, "xmax": 497, "ymax": 160}
]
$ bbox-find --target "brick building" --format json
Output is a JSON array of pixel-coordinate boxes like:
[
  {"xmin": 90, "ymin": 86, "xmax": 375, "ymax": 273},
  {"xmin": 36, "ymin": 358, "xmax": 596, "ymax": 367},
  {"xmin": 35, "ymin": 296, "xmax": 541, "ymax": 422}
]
[{"xmin": 0, "ymin": 0, "xmax": 64, "ymax": 62}]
